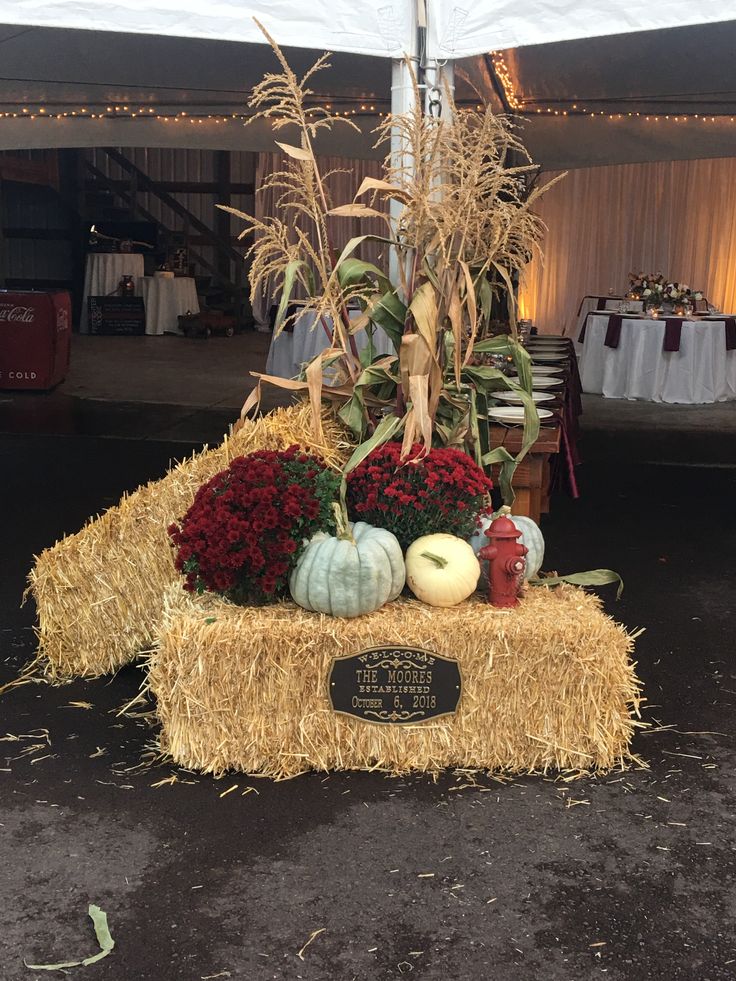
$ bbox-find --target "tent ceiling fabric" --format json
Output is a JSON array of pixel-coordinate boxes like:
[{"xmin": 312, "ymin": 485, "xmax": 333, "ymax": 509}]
[
  {"xmin": 503, "ymin": 21, "xmax": 736, "ymax": 115},
  {"xmin": 0, "ymin": 27, "xmax": 392, "ymax": 108},
  {"xmin": 0, "ymin": 0, "xmax": 414, "ymax": 57},
  {"xmin": 426, "ymin": 0, "xmax": 736, "ymax": 56},
  {"xmin": 2, "ymin": 0, "xmax": 732, "ymax": 57}
]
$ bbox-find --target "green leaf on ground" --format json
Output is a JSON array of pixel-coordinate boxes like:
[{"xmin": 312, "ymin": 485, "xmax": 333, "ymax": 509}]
[{"xmin": 25, "ymin": 904, "xmax": 115, "ymax": 971}]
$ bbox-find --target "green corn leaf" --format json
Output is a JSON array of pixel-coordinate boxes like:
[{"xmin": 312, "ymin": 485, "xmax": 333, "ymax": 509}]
[
  {"xmin": 473, "ymin": 336, "xmax": 515, "ymax": 354},
  {"xmin": 336, "ymin": 257, "xmax": 391, "ymax": 295},
  {"xmin": 367, "ymin": 289, "xmax": 406, "ymax": 353},
  {"xmin": 25, "ymin": 904, "xmax": 115, "ymax": 971},
  {"xmin": 337, "ymin": 393, "xmax": 366, "ymax": 438},
  {"xmin": 482, "ymin": 445, "xmax": 517, "ymax": 505},
  {"xmin": 528, "ymin": 570, "xmax": 624, "ymax": 600},
  {"xmin": 274, "ymin": 259, "xmax": 310, "ymax": 334},
  {"xmin": 339, "ymin": 413, "xmax": 404, "ymax": 509}
]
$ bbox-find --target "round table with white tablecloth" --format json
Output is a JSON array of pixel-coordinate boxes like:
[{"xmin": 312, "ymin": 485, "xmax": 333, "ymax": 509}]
[
  {"xmin": 266, "ymin": 309, "xmax": 394, "ymax": 378},
  {"xmin": 140, "ymin": 276, "xmax": 200, "ymax": 335},
  {"xmin": 580, "ymin": 313, "xmax": 736, "ymax": 403},
  {"xmin": 79, "ymin": 253, "xmax": 145, "ymax": 333}
]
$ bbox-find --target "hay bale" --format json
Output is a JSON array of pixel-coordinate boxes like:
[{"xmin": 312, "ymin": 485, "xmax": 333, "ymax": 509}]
[
  {"xmin": 29, "ymin": 403, "xmax": 350, "ymax": 682},
  {"xmin": 148, "ymin": 584, "xmax": 643, "ymax": 779}
]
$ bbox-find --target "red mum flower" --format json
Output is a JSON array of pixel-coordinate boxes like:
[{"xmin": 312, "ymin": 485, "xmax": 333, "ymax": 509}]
[
  {"xmin": 167, "ymin": 446, "xmax": 340, "ymax": 604},
  {"xmin": 346, "ymin": 442, "xmax": 492, "ymax": 549}
]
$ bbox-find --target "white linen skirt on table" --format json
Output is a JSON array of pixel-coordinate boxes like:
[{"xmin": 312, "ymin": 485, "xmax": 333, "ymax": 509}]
[
  {"xmin": 141, "ymin": 277, "xmax": 200, "ymax": 335},
  {"xmin": 266, "ymin": 310, "xmax": 394, "ymax": 379},
  {"xmin": 580, "ymin": 314, "xmax": 736, "ymax": 403}
]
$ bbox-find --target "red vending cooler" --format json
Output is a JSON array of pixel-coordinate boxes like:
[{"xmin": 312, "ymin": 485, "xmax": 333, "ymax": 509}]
[{"xmin": 0, "ymin": 290, "xmax": 71, "ymax": 390}]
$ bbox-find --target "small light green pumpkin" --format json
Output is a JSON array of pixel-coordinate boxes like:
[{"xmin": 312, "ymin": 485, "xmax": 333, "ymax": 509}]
[
  {"xmin": 469, "ymin": 507, "xmax": 545, "ymax": 581},
  {"xmin": 289, "ymin": 504, "xmax": 405, "ymax": 618}
]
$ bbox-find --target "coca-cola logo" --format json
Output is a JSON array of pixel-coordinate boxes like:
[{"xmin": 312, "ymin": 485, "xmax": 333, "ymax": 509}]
[{"xmin": 0, "ymin": 304, "xmax": 35, "ymax": 323}]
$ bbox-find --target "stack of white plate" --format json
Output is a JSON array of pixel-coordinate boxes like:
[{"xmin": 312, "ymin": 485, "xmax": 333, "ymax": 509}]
[
  {"xmin": 530, "ymin": 376, "xmax": 564, "ymax": 390},
  {"xmin": 495, "ymin": 391, "xmax": 557, "ymax": 405},
  {"xmin": 488, "ymin": 406, "xmax": 554, "ymax": 423},
  {"xmin": 531, "ymin": 351, "xmax": 569, "ymax": 364},
  {"xmin": 511, "ymin": 365, "xmax": 565, "ymax": 377}
]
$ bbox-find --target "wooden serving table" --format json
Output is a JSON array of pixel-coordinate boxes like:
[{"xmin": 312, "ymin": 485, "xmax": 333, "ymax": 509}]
[{"xmin": 489, "ymin": 423, "xmax": 561, "ymax": 522}]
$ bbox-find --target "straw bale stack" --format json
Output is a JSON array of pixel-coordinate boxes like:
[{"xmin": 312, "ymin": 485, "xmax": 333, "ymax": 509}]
[
  {"xmin": 149, "ymin": 584, "xmax": 643, "ymax": 779},
  {"xmin": 28, "ymin": 403, "xmax": 350, "ymax": 681}
]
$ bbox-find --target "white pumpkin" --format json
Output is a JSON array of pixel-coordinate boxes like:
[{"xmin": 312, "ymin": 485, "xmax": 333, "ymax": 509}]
[
  {"xmin": 469, "ymin": 507, "xmax": 544, "ymax": 581},
  {"xmin": 289, "ymin": 508, "xmax": 405, "ymax": 618},
  {"xmin": 405, "ymin": 534, "xmax": 480, "ymax": 607}
]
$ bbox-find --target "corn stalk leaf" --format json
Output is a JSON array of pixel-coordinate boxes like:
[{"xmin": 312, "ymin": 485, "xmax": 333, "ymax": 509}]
[
  {"xmin": 354, "ymin": 176, "xmax": 409, "ymax": 202},
  {"xmin": 481, "ymin": 445, "xmax": 517, "ymax": 505},
  {"xmin": 275, "ymin": 140, "xmax": 313, "ymax": 161},
  {"xmin": 338, "ymin": 393, "xmax": 366, "ymax": 438},
  {"xmin": 408, "ymin": 281, "xmax": 439, "ymax": 353},
  {"xmin": 408, "ymin": 373, "xmax": 432, "ymax": 451},
  {"xmin": 333, "ymin": 233, "xmax": 399, "ymax": 272},
  {"xmin": 336, "ymin": 258, "xmax": 391, "ymax": 296},
  {"xmin": 447, "ymin": 280, "xmax": 463, "ymax": 387},
  {"xmin": 340, "ymin": 412, "xmax": 404, "ymax": 508},
  {"xmin": 25, "ymin": 904, "xmax": 115, "ymax": 971},
  {"xmin": 366, "ymin": 290, "xmax": 406, "ymax": 353},
  {"xmin": 329, "ymin": 203, "xmax": 387, "ymax": 220},
  {"xmin": 458, "ymin": 260, "xmax": 478, "ymax": 367},
  {"xmin": 491, "ymin": 261, "xmax": 518, "ymax": 332},
  {"xmin": 274, "ymin": 260, "xmax": 312, "ymax": 335},
  {"xmin": 528, "ymin": 570, "xmax": 624, "ymax": 600}
]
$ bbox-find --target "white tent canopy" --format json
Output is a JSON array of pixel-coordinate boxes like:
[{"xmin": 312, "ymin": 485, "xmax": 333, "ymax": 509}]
[
  {"xmin": 427, "ymin": 0, "xmax": 736, "ymax": 55},
  {"xmin": 0, "ymin": 0, "xmax": 414, "ymax": 57},
  {"xmin": 2, "ymin": 0, "xmax": 735, "ymax": 57},
  {"xmin": 0, "ymin": 3, "xmax": 734, "ymax": 168}
]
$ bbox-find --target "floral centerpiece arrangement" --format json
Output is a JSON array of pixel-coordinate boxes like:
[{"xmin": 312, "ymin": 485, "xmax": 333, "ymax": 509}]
[
  {"xmin": 627, "ymin": 272, "xmax": 704, "ymax": 310},
  {"xmin": 627, "ymin": 272, "xmax": 666, "ymax": 303}
]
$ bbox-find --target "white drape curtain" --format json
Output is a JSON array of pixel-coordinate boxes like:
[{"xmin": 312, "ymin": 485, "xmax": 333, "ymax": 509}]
[
  {"xmin": 252, "ymin": 152, "xmax": 386, "ymax": 327},
  {"xmin": 521, "ymin": 156, "xmax": 736, "ymax": 335}
]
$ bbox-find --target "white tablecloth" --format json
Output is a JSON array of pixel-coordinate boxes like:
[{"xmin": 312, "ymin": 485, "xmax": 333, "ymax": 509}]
[
  {"xmin": 580, "ymin": 313, "xmax": 736, "ymax": 403},
  {"xmin": 573, "ymin": 295, "xmax": 643, "ymax": 348},
  {"xmin": 79, "ymin": 253, "xmax": 145, "ymax": 333},
  {"xmin": 140, "ymin": 277, "xmax": 199, "ymax": 335},
  {"xmin": 266, "ymin": 310, "xmax": 394, "ymax": 378}
]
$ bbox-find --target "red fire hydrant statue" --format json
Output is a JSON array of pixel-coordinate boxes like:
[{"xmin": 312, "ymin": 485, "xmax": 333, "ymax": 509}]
[{"xmin": 478, "ymin": 514, "xmax": 528, "ymax": 608}]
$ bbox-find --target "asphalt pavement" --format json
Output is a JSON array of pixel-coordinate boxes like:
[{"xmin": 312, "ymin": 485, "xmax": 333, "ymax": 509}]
[{"xmin": 1, "ymin": 403, "xmax": 735, "ymax": 980}]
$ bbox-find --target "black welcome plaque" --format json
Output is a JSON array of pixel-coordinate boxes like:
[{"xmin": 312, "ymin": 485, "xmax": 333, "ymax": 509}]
[
  {"xmin": 328, "ymin": 646, "xmax": 462, "ymax": 725},
  {"xmin": 88, "ymin": 296, "xmax": 146, "ymax": 336}
]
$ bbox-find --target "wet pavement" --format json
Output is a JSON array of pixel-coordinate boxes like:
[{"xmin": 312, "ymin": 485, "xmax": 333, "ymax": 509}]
[{"xmin": 2, "ymin": 399, "xmax": 736, "ymax": 980}]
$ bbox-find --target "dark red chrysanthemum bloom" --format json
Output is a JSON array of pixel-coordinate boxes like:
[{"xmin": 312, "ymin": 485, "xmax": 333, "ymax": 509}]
[
  {"xmin": 346, "ymin": 442, "xmax": 492, "ymax": 549},
  {"xmin": 168, "ymin": 445, "xmax": 340, "ymax": 604}
]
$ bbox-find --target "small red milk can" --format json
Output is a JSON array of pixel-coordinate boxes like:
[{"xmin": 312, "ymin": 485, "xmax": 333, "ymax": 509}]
[{"xmin": 478, "ymin": 514, "xmax": 528, "ymax": 608}]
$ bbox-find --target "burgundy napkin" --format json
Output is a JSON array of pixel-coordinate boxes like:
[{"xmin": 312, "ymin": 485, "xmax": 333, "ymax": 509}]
[
  {"xmin": 603, "ymin": 314, "xmax": 623, "ymax": 348},
  {"xmin": 725, "ymin": 318, "xmax": 736, "ymax": 350},
  {"xmin": 663, "ymin": 318, "xmax": 682, "ymax": 352}
]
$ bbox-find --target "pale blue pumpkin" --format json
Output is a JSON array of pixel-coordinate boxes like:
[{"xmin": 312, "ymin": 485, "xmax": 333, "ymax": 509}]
[{"xmin": 469, "ymin": 509, "xmax": 544, "ymax": 582}]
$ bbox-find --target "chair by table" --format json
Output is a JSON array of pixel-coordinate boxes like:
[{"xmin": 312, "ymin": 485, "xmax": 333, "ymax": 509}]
[
  {"xmin": 79, "ymin": 253, "xmax": 145, "ymax": 333},
  {"xmin": 140, "ymin": 276, "xmax": 200, "ymax": 335}
]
